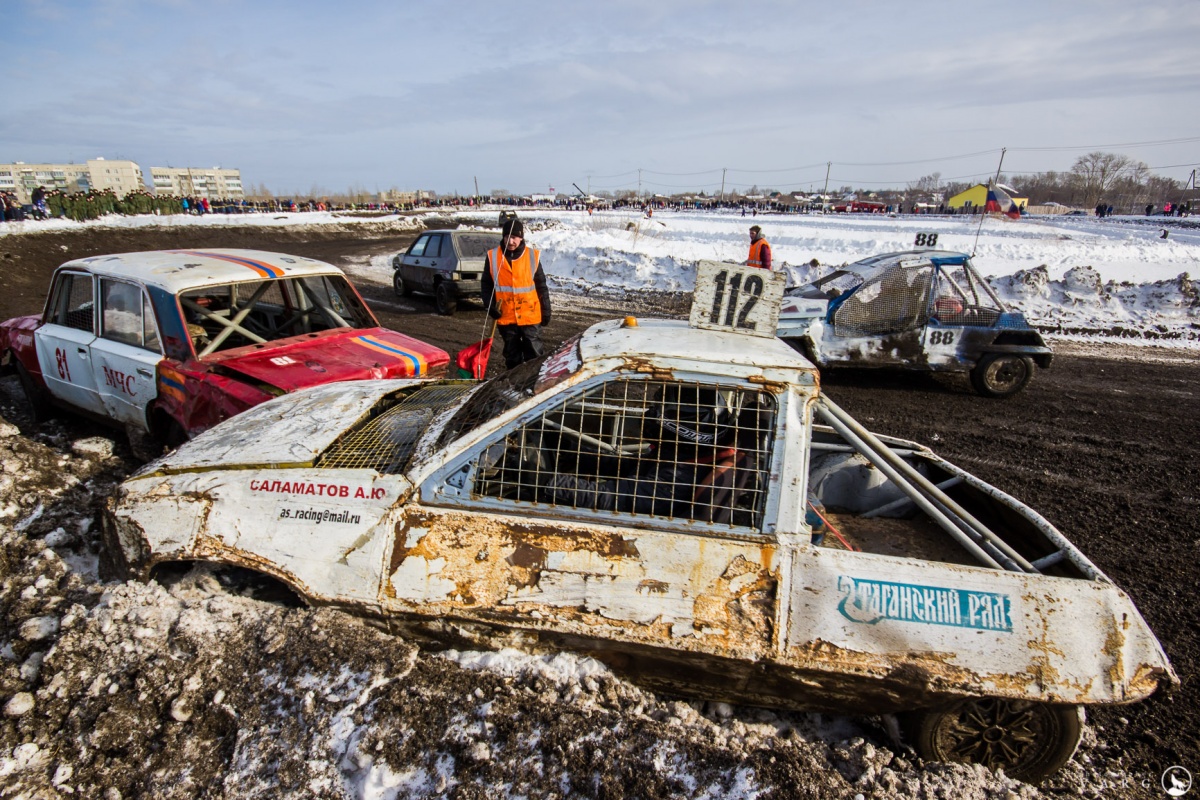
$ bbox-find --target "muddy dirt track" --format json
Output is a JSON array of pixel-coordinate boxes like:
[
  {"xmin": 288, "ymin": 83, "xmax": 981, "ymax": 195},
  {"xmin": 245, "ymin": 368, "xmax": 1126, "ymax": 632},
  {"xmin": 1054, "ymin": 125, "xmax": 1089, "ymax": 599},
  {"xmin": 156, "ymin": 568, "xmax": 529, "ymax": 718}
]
[{"xmin": 1, "ymin": 223, "xmax": 1198, "ymax": 792}]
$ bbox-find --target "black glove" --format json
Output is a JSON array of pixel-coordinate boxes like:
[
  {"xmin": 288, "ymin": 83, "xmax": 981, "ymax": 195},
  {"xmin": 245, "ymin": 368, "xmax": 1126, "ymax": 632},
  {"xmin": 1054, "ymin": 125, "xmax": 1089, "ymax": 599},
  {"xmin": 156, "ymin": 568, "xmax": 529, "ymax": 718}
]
[{"xmin": 541, "ymin": 310, "xmax": 551, "ymax": 326}]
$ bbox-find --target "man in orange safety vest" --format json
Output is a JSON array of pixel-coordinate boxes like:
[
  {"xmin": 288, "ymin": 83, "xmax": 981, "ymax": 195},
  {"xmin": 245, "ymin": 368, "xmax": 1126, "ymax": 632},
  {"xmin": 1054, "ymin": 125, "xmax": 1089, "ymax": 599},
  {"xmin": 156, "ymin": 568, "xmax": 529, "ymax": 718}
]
[
  {"xmin": 747, "ymin": 225, "xmax": 772, "ymax": 269},
  {"xmin": 481, "ymin": 216, "xmax": 553, "ymax": 369}
]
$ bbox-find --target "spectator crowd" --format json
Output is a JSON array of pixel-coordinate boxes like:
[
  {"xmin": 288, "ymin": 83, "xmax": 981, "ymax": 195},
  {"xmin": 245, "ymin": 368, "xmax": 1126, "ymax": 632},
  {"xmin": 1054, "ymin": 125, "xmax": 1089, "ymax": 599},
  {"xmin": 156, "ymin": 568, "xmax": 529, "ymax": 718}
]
[{"xmin": 0, "ymin": 189, "xmax": 446, "ymax": 223}]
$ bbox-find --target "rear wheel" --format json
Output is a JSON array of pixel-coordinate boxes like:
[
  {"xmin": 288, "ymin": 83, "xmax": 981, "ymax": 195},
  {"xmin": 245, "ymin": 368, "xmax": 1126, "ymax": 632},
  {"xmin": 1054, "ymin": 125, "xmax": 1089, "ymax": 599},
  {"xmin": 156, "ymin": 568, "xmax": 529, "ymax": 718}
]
[
  {"xmin": 393, "ymin": 271, "xmax": 413, "ymax": 297},
  {"xmin": 435, "ymin": 282, "xmax": 457, "ymax": 316},
  {"xmin": 14, "ymin": 359, "xmax": 54, "ymax": 423},
  {"xmin": 903, "ymin": 699, "xmax": 1083, "ymax": 784},
  {"xmin": 970, "ymin": 354, "xmax": 1033, "ymax": 398}
]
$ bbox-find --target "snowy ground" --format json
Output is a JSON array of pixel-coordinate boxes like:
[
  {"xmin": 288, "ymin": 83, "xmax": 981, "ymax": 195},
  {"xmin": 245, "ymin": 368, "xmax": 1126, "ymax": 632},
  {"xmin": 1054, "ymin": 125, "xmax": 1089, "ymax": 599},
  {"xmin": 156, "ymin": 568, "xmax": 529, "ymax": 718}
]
[{"xmin": 4, "ymin": 207, "xmax": 1198, "ymax": 343}]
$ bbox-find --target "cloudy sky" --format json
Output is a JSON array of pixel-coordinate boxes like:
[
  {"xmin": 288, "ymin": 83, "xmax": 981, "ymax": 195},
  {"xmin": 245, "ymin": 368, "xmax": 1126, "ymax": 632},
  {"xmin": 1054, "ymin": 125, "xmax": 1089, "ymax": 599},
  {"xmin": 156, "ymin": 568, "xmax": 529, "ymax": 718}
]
[{"xmin": 4, "ymin": 0, "xmax": 1199, "ymax": 197}]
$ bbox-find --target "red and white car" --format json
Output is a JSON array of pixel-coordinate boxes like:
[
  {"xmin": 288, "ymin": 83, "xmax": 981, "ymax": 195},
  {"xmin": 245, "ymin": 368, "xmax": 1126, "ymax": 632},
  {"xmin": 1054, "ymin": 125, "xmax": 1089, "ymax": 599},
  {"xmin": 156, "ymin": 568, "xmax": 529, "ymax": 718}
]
[{"xmin": 1, "ymin": 249, "xmax": 449, "ymax": 452}]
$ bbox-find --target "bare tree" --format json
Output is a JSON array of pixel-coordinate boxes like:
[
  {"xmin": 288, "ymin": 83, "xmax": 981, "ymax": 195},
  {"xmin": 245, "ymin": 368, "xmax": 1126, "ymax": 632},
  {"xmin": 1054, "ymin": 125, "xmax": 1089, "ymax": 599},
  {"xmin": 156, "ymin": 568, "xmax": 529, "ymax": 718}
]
[
  {"xmin": 907, "ymin": 172, "xmax": 942, "ymax": 194},
  {"xmin": 1070, "ymin": 152, "xmax": 1147, "ymax": 208}
]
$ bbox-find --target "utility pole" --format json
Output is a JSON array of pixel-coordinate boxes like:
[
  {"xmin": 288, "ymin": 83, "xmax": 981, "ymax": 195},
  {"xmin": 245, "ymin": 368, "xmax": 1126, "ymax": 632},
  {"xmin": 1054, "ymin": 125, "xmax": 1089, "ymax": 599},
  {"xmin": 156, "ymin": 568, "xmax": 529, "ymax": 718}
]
[
  {"xmin": 638, "ymin": 169, "xmax": 642, "ymax": 199},
  {"xmin": 991, "ymin": 147, "xmax": 1007, "ymax": 187},
  {"xmin": 720, "ymin": 168, "xmax": 726, "ymax": 202},
  {"xmin": 474, "ymin": 176, "xmax": 479, "ymax": 200},
  {"xmin": 973, "ymin": 147, "xmax": 1007, "ymax": 256},
  {"xmin": 822, "ymin": 162, "xmax": 831, "ymax": 213}
]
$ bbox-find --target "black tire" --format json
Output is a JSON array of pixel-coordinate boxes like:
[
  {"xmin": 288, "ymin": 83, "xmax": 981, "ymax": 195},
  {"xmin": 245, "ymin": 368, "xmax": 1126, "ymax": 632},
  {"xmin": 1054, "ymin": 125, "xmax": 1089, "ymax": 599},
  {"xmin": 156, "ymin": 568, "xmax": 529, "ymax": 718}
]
[
  {"xmin": 435, "ymin": 282, "xmax": 457, "ymax": 316},
  {"xmin": 144, "ymin": 410, "xmax": 188, "ymax": 456},
  {"xmin": 14, "ymin": 359, "xmax": 54, "ymax": 423},
  {"xmin": 902, "ymin": 699, "xmax": 1084, "ymax": 784},
  {"xmin": 970, "ymin": 354, "xmax": 1034, "ymax": 398},
  {"xmin": 393, "ymin": 270, "xmax": 413, "ymax": 297}
]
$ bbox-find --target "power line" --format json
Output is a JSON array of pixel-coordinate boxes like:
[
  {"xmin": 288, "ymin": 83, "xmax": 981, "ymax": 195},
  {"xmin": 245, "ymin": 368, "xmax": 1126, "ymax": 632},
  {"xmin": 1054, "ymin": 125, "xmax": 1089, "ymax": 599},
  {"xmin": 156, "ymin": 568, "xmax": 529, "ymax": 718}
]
[{"xmin": 1010, "ymin": 136, "xmax": 1200, "ymax": 152}]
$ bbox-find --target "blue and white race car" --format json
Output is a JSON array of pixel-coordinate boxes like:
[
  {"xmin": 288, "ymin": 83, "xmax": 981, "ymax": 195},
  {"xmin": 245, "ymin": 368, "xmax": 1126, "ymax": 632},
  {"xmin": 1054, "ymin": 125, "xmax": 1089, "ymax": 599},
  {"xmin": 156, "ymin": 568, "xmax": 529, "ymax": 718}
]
[{"xmin": 776, "ymin": 250, "xmax": 1051, "ymax": 397}]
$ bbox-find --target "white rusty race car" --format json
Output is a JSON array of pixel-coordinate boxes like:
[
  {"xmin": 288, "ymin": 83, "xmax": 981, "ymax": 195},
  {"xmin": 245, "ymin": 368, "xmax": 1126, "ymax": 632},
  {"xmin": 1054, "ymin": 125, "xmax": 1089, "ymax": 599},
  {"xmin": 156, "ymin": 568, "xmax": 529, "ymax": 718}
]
[{"xmin": 104, "ymin": 263, "xmax": 1175, "ymax": 783}]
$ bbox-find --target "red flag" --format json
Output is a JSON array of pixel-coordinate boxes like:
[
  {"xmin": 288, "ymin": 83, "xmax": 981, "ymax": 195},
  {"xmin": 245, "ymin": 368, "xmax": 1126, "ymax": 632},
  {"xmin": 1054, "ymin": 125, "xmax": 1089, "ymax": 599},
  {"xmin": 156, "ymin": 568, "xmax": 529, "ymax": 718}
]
[{"xmin": 455, "ymin": 337, "xmax": 493, "ymax": 379}]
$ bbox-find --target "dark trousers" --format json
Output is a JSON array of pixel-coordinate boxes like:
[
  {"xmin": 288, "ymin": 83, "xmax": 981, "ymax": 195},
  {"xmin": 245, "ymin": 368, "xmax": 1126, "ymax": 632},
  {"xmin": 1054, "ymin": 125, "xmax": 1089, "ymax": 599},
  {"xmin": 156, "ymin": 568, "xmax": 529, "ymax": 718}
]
[{"xmin": 498, "ymin": 324, "xmax": 544, "ymax": 369}]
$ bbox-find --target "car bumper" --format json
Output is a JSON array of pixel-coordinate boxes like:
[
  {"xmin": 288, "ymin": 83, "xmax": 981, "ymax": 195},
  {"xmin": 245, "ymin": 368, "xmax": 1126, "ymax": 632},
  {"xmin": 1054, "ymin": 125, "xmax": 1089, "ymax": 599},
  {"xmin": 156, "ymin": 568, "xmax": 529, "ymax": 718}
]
[{"xmin": 452, "ymin": 279, "xmax": 482, "ymax": 296}]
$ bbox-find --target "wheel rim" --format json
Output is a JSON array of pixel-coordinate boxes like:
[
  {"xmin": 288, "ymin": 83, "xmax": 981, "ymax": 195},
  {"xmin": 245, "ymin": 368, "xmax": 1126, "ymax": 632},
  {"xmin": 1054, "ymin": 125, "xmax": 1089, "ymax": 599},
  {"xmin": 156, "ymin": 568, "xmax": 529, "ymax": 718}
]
[
  {"xmin": 984, "ymin": 356, "xmax": 1028, "ymax": 393},
  {"xmin": 393, "ymin": 273, "xmax": 404, "ymax": 295},
  {"xmin": 932, "ymin": 699, "xmax": 1059, "ymax": 777}
]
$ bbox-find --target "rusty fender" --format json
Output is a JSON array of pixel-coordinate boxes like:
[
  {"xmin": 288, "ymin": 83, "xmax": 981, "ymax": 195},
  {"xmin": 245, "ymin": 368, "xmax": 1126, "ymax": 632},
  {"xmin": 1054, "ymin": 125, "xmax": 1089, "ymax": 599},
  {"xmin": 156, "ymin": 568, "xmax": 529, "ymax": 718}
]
[{"xmin": 385, "ymin": 508, "xmax": 781, "ymax": 660}]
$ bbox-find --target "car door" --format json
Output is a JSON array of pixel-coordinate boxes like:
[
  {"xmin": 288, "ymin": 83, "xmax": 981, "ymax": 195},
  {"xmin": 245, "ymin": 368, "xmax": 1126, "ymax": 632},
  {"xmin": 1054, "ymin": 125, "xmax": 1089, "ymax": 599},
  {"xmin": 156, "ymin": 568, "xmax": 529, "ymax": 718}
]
[
  {"xmin": 400, "ymin": 234, "xmax": 433, "ymax": 291},
  {"xmin": 388, "ymin": 374, "xmax": 784, "ymax": 664},
  {"xmin": 826, "ymin": 262, "xmax": 934, "ymax": 365},
  {"xmin": 89, "ymin": 278, "xmax": 164, "ymax": 429},
  {"xmin": 418, "ymin": 233, "xmax": 446, "ymax": 291},
  {"xmin": 34, "ymin": 270, "xmax": 105, "ymax": 415}
]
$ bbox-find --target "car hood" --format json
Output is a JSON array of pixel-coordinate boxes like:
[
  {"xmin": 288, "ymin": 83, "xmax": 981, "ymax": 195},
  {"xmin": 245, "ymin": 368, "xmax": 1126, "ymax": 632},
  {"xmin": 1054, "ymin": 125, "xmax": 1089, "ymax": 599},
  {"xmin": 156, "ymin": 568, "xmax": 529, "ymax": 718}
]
[
  {"xmin": 141, "ymin": 378, "xmax": 476, "ymax": 475},
  {"xmin": 144, "ymin": 380, "xmax": 426, "ymax": 472},
  {"xmin": 206, "ymin": 327, "xmax": 449, "ymax": 390}
]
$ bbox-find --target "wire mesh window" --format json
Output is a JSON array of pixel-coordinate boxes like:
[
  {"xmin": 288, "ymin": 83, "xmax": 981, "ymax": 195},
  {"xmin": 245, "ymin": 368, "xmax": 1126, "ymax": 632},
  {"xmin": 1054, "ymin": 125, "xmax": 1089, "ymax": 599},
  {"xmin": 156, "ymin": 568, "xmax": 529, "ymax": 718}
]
[
  {"xmin": 472, "ymin": 378, "xmax": 777, "ymax": 530},
  {"xmin": 832, "ymin": 263, "xmax": 933, "ymax": 336}
]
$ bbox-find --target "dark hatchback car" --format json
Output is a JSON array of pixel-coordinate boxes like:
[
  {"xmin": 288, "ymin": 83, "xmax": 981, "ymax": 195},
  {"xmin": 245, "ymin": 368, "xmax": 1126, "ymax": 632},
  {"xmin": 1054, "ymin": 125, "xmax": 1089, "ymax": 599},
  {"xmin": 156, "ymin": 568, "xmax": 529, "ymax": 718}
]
[{"xmin": 392, "ymin": 230, "xmax": 497, "ymax": 316}]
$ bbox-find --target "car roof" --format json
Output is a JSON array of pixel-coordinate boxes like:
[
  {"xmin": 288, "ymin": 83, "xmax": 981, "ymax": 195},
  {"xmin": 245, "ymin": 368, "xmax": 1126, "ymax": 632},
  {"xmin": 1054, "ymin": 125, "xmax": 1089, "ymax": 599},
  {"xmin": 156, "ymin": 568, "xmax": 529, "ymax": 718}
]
[
  {"xmin": 579, "ymin": 317, "xmax": 818, "ymax": 379},
  {"xmin": 851, "ymin": 250, "xmax": 969, "ymax": 271},
  {"xmin": 58, "ymin": 249, "xmax": 346, "ymax": 294},
  {"xmin": 421, "ymin": 229, "xmax": 495, "ymax": 239}
]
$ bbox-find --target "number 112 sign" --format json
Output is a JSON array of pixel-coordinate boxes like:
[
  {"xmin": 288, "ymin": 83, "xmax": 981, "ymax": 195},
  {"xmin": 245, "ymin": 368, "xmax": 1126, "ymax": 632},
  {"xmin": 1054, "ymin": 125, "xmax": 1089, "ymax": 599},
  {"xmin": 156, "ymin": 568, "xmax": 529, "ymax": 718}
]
[{"xmin": 689, "ymin": 260, "xmax": 786, "ymax": 339}]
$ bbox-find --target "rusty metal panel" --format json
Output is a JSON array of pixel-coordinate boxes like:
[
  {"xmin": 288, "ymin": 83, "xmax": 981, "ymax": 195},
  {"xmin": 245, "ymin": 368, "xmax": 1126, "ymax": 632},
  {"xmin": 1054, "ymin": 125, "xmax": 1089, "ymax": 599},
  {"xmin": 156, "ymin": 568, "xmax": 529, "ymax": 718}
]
[
  {"xmin": 384, "ymin": 508, "xmax": 781, "ymax": 657},
  {"xmin": 785, "ymin": 546, "xmax": 1174, "ymax": 705}
]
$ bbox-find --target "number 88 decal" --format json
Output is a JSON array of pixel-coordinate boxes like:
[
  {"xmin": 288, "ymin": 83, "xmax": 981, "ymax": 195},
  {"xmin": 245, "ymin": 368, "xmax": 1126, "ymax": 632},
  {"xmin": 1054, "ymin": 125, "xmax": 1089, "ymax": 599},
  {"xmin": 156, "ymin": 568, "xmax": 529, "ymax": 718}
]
[
  {"xmin": 914, "ymin": 232, "xmax": 939, "ymax": 247},
  {"xmin": 929, "ymin": 331, "xmax": 955, "ymax": 345}
]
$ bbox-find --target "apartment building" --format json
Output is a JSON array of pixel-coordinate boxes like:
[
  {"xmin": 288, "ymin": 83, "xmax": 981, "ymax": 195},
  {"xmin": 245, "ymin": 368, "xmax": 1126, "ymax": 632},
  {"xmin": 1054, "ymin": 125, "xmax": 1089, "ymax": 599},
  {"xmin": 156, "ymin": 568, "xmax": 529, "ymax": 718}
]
[
  {"xmin": 0, "ymin": 158, "xmax": 144, "ymax": 203},
  {"xmin": 148, "ymin": 167, "xmax": 244, "ymax": 199}
]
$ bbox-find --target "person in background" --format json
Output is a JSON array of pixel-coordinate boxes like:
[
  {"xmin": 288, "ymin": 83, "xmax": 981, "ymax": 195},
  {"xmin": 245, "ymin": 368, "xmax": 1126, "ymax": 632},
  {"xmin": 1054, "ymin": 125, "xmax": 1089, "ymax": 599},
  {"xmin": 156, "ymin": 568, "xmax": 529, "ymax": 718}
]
[
  {"xmin": 481, "ymin": 217, "xmax": 552, "ymax": 369},
  {"xmin": 747, "ymin": 225, "xmax": 772, "ymax": 269},
  {"xmin": 31, "ymin": 186, "xmax": 48, "ymax": 220}
]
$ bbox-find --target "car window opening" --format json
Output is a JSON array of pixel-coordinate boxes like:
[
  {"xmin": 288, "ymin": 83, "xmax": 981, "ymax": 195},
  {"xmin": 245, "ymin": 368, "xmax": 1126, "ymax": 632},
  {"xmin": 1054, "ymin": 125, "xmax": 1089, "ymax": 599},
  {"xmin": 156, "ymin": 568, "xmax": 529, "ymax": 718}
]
[{"xmin": 472, "ymin": 378, "xmax": 777, "ymax": 530}]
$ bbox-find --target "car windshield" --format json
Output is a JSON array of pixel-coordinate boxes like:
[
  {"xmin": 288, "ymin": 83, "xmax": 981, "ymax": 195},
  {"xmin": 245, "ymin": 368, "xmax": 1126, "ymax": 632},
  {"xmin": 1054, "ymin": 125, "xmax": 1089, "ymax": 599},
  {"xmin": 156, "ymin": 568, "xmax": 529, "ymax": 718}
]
[
  {"xmin": 785, "ymin": 269, "xmax": 865, "ymax": 299},
  {"xmin": 179, "ymin": 274, "xmax": 376, "ymax": 357},
  {"xmin": 437, "ymin": 334, "xmax": 583, "ymax": 446},
  {"xmin": 455, "ymin": 234, "xmax": 498, "ymax": 259}
]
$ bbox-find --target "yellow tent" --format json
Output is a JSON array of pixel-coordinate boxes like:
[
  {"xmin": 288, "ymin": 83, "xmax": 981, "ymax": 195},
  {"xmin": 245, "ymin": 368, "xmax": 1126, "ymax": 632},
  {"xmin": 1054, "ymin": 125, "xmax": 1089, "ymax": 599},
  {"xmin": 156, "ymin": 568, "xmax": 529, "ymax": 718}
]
[{"xmin": 947, "ymin": 183, "xmax": 1028, "ymax": 211}]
